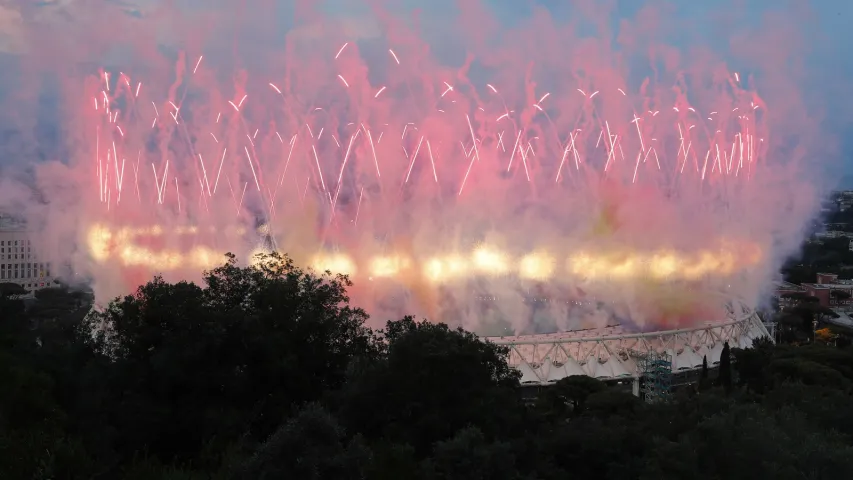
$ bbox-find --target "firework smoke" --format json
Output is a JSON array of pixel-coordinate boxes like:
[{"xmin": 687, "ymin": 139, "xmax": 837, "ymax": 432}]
[{"xmin": 0, "ymin": 1, "xmax": 835, "ymax": 333}]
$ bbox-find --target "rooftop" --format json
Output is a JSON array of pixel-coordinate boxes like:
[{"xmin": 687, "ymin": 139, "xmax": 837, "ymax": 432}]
[
  {"xmin": 0, "ymin": 214, "xmax": 26, "ymax": 232},
  {"xmin": 774, "ymin": 280, "xmax": 805, "ymax": 291},
  {"xmin": 803, "ymin": 283, "xmax": 853, "ymax": 290}
]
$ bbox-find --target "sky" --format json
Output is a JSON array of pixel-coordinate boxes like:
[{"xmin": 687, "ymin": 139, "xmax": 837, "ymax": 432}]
[{"xmin": 0, "ymin": 0, "xmax": 851, "ymax": 179}]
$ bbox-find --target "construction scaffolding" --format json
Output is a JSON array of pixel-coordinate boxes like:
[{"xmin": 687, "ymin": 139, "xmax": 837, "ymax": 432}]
[{"xmin": 638, "ymin": 351, "xmax": 673, "ymax": 403}]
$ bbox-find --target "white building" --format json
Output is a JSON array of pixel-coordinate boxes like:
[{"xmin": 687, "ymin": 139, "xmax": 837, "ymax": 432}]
[{"xmin": 0, "ymin": 215, "xmax": 55, "ymax": 294}]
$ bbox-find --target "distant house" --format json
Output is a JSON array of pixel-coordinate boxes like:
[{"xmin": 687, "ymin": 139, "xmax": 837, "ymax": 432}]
[{"xmin": 799, "ymin": 273, "xmax": 853, "ymax": 308}]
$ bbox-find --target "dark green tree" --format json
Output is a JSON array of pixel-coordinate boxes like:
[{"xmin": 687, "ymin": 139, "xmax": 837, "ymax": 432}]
[
  {"xmin": 7, "ymin": 249, "xmax": 853, "ymax": 478},
  {"xmin": 237, "ymin": 403, "xmax": 371, "ymax": 480},
  {"xmin": 421, "ymin": 427, "xmax": 519, "ymax": 480},
  {"xmin": 336, "ymin": 316, "xmax": 523, "ymax": 456},
  {"xmin": 539, "ymin": 375, "xmax": 606, "ymax": 418},
  {"xmin": 699, "ymin": 355, "xmax": 710, "ymax": 391},
  {"xmin": 768, "ymin": 358, "xmax": 849, "ymax": 389},
  {"xmin": 27, "ymin": 284, "xmax": 93, "ymax": 325},
  {"xmin": 582, "ymin": 388, "xmax": 643, "ymax": 418},
  {"xmin": 718, "ymin": 342, "xmax": 732, "ymax": 392},
  {"xmin": 788, "ymin": 303, "xmax": 839, "ymax": 338},
  {"xmin": 0, "ymin": 283, "xmax": 97, "ymax": 478},
  {"xmin": 641, "ymin": 404, "xmax": 853, "ymax": 479},
  {"xmin": 732, "ymin": 337, "xmax": 774, "ymax": 393},
  {"xmin": 84, "ymin": 252, "xmax": 378, "ymax": 465}
]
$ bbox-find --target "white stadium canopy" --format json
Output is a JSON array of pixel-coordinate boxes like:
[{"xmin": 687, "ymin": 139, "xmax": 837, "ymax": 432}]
[{"xmin": 485, "ymin": 295, "xmax": 770, "ymax": 386}]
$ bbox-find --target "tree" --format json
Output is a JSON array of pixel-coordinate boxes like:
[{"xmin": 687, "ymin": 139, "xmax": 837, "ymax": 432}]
[
  {"xmin": 0, "ymin": 284, "xmax": 26, "ymax": 339},
  {"xmin": 776, "ymin": 346, "xmax": 853, "ymax": 381},
  {"xmin": 27, "ymin": 285, "xmax": 93, "ymax": 325},
  {"xmin": 823, "ymin": 237, "xmax": 851, "ymax": 253},
  {"xmin": 815, "ymin": 327, "xmax": 837, "ymax": 344},
  {"xmin": 539, "ymin": 375, "xmax": 606, "ymax": 418},
  {"xmin": 83, "ymin": 252, "xmax": 378, "ymax": 465},
  {"xmin": 641, "ymin": 404, "xmax": 853, "ymax": 479},
  {"xmin": 767, "ymin": 358, "xmax": 850, "ymax": 389},
  {"xmin": 699, "ymin": 355, "xmax": 710, "ymax": 391},
  {"xmin": 831, "ymin": 290, "xmax": 851, "ymax": 300},
  {"xmin": 582, "ymin": 389, "xmax": 643, "ymax": 418},
  {"xmin": 717, "ymin": 342, "xmax": 732, "ymax": 392},
  {"xmin": 0, "ymin": 285, "xmax": 97, "ymax": 478},
  {"xmin": 788, "ymin": 303, "xmax": 839, "ymax": 338},
  {"xmin": 421, "ymin": 427, "xmax": 518, "ymax": 480},
  {"xmin": 336, "ymin": 317, "xmax": 524, "ymax": 456},
  {"xmin": 237, "ymin": 403, "xmax": 371, "ymax": 480},
  {"xmin": 732, "ymin": 337, "xmax": 774, "ymax": 393},
  {"xmin": 8, "ymin": 249, "xmax": 853, "ymax": 478},
  {"xmin": 0, "ymin": 282, "xmax": 27, "ymax": 297}
]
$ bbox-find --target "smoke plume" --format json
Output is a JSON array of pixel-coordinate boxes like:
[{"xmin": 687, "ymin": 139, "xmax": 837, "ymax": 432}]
[{"xmin": 0, "ymin": 0, "xmax": 839, "ymax": 333}]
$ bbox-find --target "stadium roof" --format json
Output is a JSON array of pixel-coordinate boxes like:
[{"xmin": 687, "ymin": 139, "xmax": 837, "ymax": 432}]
[{"xmin": 486, "ymin": 296, "xmax": 769, "ymax": 385}]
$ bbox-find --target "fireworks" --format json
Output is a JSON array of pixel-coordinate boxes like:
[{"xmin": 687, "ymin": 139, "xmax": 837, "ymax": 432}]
[
  {"xmin": 81, "ymin": 41, "xmax": 767, "ymax": 325},
  {"xmin": 14, "ymin": 4, "xmax": 819, "ymax": 332},
  {"xmin": 87, "ymin": 222, "xmax": 762, "ymax": 283}
]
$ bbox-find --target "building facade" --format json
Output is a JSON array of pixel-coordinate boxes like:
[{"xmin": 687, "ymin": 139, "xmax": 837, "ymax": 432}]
[
  {"xmin": 799, "ymin": 273, "xmax": 853, "ymax": 308},
  {"xmin": 774, "ymin": 280, "xmax": 807, "ymax": 309},
  {"xmin": 0, "ymin": 215, "xmax": 54, "ymax": 294}
]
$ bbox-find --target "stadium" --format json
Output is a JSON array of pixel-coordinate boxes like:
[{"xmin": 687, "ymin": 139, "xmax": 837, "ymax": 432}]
[{"xmin": 485, "ymin": 293, "xmax": 771, "ymax": 399}]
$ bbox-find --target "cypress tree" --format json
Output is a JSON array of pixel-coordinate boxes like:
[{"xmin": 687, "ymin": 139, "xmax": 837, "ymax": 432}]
[
  {"xmin": 697, "ymin": 355, "xmax": 710, "ymax": 392},
  {"xmin": 718, "ymin": 342, "xmax": 732, "ymax": 393}
]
